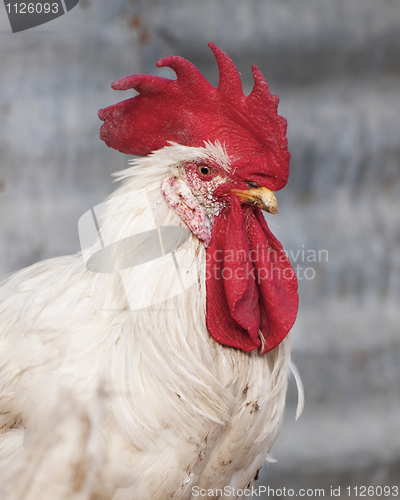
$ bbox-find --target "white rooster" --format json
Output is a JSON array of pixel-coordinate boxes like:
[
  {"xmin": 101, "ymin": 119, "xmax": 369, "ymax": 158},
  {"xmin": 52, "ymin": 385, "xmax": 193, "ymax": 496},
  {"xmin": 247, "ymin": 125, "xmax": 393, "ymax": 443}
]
[{"xmin": 0, "ymin": 43, "xmax": 303, "ymax": 500}]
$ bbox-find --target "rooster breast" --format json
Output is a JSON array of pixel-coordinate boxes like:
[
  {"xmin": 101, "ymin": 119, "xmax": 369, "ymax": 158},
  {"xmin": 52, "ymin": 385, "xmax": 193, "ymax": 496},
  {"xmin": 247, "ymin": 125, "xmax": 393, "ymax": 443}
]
[{"xmin": 0, "ymin": 159, "xmax": 294, "ymax": 500}]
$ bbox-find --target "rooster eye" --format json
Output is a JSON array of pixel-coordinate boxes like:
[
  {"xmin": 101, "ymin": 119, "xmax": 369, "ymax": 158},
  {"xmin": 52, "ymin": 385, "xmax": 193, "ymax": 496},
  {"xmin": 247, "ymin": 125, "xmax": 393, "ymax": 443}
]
[{"xmin": 196, "ymin": 163, "xmax": 214, "ymax": 178}]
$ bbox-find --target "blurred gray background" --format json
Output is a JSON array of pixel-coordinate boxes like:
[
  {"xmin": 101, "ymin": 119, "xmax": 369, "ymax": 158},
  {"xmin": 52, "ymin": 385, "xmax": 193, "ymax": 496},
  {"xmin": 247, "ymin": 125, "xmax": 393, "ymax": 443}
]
[{"xmin": 1, "ymin": 0, "xmax": 399, "ymax": 497}]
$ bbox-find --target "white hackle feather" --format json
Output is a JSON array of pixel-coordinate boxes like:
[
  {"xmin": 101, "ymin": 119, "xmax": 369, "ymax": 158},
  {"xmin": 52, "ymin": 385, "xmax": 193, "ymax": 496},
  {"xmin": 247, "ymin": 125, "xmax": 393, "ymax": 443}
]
[
  {"xmin": 289, "ymin": 359, "xmax": 305, "ymax": 421},
  {"xmin": 0, "ymin": 143, "xmax": 301, "ymax": 499}
]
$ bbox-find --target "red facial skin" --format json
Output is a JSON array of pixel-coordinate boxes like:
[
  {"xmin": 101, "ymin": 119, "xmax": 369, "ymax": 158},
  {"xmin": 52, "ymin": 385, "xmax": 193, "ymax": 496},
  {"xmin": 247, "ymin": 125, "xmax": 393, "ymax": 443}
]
[
  {"xmin": 162, "ymin": 162, "xmax": 298, "ymax": 354},
  {"xmin": 206, "ymin": 198, "xmax": 298, "ymax": 354},
  {"xmin": 99, "ymin": 43, "xmax": 298, "ymax": 354}
]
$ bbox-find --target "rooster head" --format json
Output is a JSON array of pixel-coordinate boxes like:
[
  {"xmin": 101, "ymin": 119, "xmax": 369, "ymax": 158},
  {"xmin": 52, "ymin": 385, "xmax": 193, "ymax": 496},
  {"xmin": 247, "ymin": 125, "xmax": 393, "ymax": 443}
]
[{"xmin": 99, "ymin": 43, "xmax": 298, "ymax": 355}]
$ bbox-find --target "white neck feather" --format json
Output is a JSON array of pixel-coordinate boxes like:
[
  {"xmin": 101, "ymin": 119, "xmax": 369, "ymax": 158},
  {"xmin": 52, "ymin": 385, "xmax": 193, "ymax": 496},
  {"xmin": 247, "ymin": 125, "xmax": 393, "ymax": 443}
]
[{"xmin": 87, "ymin": 146, "xmax": 290, "ymax": 451}]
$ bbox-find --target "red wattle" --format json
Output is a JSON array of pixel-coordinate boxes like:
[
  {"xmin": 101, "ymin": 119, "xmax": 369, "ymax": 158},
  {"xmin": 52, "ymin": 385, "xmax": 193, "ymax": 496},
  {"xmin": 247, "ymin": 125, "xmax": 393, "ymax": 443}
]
[{"xmin": 206, "ymin": 196, "xmax": 298, "ymax": 354}]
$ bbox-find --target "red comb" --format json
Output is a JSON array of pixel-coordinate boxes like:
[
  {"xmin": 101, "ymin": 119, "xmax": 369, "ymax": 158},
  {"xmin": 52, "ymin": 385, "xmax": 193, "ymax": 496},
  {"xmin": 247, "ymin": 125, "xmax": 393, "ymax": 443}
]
[{"xmin": 99, "ymin": 42, "xmax": 290, "ymax": 190}]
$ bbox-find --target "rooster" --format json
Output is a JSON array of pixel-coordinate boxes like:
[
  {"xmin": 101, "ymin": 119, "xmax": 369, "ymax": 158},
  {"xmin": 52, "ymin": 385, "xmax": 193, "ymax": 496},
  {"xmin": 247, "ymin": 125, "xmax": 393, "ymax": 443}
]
[{"xmin": 0, "ymin": 43, "xmax": 302, "ymax": 500}]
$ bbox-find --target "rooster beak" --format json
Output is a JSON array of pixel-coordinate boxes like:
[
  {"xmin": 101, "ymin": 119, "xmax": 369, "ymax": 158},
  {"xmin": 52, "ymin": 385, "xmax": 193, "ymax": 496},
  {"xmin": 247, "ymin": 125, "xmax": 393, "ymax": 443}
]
[{"xmin": 230, "ymin": 186, "xmax": 278, "ymax": 215}]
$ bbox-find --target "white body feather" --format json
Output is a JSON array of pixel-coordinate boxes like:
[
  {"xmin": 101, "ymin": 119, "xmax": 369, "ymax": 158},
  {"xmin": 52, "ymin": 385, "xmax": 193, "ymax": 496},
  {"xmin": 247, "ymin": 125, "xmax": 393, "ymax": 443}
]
[{"xmin": 0, "ymin": 145, "xmax": 302, "ymax": 499}]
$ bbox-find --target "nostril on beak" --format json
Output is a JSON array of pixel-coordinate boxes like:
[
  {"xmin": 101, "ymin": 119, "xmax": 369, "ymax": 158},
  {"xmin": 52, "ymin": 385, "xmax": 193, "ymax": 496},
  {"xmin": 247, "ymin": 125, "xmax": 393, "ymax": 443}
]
[{"xmin": 246, "ymin": 181, "xmax": 259, "ymax": 188}]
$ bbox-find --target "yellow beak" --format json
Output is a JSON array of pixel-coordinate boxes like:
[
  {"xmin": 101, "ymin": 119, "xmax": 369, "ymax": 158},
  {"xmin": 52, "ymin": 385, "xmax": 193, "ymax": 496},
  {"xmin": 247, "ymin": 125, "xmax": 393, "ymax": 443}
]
[{"xmin": 229, "ymin": 187, "xmax": 278, "ymax": 215}]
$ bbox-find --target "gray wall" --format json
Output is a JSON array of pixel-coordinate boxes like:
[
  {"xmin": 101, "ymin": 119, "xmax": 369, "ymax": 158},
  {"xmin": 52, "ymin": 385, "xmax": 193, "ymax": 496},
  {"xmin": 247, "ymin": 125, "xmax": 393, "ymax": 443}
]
[{"xmin": 1, "ymin": 0, "xmax": 399, "ymax": 496}]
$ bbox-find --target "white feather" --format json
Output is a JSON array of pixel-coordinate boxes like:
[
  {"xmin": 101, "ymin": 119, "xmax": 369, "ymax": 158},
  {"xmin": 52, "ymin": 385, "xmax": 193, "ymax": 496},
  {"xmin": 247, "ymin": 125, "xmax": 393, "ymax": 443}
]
[
  {"xmin": 0, "ymin": 144, "xmax": 299, "ymax": 499},
  {"xmin": 289, "ymin": 359, "xmax": 305, "ymax": 421}
]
